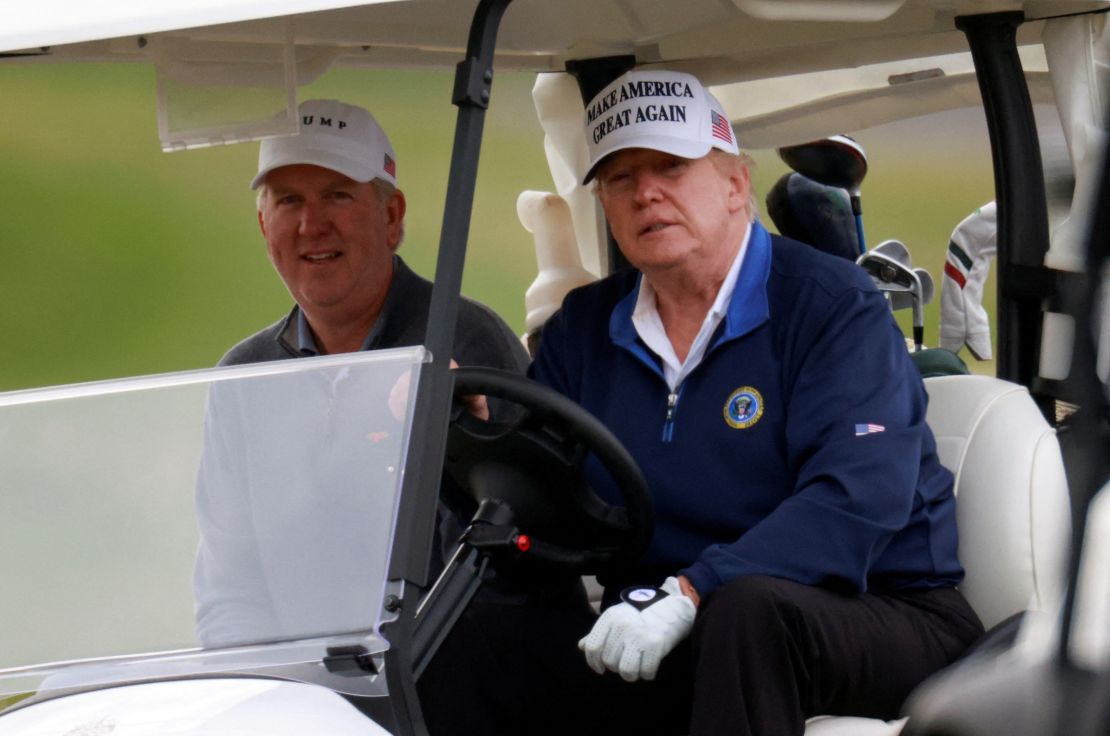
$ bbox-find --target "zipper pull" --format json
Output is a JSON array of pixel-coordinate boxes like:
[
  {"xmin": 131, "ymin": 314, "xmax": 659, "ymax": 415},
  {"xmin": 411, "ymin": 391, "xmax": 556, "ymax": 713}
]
[{"xmin": 666, "ymin": 392, "xmax": 678, "ymax": 422}]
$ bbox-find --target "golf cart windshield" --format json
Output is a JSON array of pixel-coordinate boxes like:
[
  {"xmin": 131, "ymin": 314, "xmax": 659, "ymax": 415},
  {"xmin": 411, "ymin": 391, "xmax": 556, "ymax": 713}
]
[{"xmin": 0, "ymin": 347, "xmax": 426, "ymax": 700}]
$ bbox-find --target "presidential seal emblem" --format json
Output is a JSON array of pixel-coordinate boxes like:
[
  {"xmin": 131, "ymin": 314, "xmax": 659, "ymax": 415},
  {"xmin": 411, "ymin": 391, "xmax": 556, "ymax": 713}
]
[{"xmin": 724, "ymin": 387, "xmax": 763, "ymax": 429}]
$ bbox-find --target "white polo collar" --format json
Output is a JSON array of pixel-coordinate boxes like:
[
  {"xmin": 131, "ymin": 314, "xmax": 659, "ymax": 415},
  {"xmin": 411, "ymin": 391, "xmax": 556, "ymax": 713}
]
[{"xmin": 631, "ymin": 222, "xmax": 751, "ymax": 391}]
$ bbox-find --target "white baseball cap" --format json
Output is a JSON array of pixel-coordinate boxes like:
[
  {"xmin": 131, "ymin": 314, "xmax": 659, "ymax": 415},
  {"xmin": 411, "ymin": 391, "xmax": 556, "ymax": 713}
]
[
  {"xmin": 582, "ymin": 70, "xmax": 740, "ymax": 184},
  {"xmin": 251, "ymin": 99, "xmax": 398, "ymax": 190}
]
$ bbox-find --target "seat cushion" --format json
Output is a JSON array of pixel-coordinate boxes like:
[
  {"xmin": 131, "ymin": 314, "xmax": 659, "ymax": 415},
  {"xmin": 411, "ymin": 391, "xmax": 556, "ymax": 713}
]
[
  {"xmin": 805, "ymin": 376, "xmax": 1070, "ymax": 735},
  {"xmin": 805, "ymin": 715, "xmax": 907, "ymax": 735},
  {"xmin": 924, "ymin": 375, "xmax": 1070, "ymax": 629}
]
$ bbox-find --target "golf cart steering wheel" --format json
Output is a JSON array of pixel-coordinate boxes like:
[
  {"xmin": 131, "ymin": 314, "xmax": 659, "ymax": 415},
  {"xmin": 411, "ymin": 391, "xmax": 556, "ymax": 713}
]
[{"xmin": 445, "ymin": 367, "xmax": 653, "ymax": 574}]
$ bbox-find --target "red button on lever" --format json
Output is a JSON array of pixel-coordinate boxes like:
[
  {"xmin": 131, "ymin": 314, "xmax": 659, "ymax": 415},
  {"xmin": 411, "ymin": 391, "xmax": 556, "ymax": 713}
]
[{"xmin": 514, "ymin": 534, "xmax": 532, "ymax": 552}]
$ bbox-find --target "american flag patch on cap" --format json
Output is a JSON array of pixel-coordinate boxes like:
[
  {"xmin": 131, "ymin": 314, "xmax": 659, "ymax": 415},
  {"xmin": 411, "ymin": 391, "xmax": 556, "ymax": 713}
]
[
  {"xmin": 854, "ymin": 423, "xmax": 885, "ymax": 436},
  {"xmin": 384, "ymin": 153, "xmax": 396, "ymax": 178},
  {"xmin": 710, "ymin": 110, "xmax": 733, "ymax": 144}
]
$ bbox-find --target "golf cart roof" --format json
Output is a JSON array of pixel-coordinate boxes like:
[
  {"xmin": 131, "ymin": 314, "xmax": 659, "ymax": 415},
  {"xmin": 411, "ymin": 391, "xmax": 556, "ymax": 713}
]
[
  {"xmin": 2, "ymin": 2, "xmax": 1108, "ymax": 733},
  {"xmin": 4, "ymin": 0, "xmax": 1102, "ymax": 70},
  {"xmin": 3, "ymin": 1, "xmax": 1090, "ymax": 170}
]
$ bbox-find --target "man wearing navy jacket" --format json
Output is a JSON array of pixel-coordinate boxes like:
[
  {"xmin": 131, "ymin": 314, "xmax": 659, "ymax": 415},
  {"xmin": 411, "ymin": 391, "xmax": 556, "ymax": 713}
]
[{"xmin": 528, "ymin": 69, "xmax": 984, "ymax": 735}]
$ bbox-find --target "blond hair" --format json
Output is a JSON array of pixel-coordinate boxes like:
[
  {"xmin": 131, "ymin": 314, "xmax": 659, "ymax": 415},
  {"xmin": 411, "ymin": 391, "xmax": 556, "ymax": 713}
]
[{"xmin": 709, "ymin": 149, "xmax": 759, "ymax": 223}]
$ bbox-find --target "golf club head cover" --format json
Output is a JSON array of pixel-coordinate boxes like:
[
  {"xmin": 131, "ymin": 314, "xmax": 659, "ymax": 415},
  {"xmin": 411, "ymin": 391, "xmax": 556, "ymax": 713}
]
[
  {"xmin": 765, "ymin": 172, "xmax": 858, "ymax": 261},
  {"xmin": 940, "ymin": 201, "xmax": 996, "ymax": 360},
  {"xmin": 578, "ymin": 576, "xmax": 696, "ymax": 682}
]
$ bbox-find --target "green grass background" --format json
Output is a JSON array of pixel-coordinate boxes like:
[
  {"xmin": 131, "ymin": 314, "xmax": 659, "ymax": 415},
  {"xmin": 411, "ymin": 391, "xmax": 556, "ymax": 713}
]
[{"xmin": 0, "ymin": 63, "xmax": 998, "ymax": 392}]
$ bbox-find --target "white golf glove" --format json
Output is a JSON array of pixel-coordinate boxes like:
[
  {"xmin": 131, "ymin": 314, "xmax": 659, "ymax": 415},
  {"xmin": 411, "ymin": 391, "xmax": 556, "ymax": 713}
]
[{"xmin": 578, "ymin": 576, "xmax": 696, "ymax": 682}]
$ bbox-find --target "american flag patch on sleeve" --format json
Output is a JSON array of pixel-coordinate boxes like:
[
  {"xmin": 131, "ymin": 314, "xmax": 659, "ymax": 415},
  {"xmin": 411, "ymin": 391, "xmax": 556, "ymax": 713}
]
[{"xmin": 854, "ymin": 423, "xmax": 885, "ymax": 436}]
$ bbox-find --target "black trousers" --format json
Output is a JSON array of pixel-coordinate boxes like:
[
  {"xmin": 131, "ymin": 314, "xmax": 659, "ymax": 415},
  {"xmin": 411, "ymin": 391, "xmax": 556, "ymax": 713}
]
[{"xmin": 417, "ymin": 575, "xmax": 984, "ymax": 736}]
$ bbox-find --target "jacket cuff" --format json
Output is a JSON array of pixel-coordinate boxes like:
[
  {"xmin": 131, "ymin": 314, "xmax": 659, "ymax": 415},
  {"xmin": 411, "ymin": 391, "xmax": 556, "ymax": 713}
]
[{"xmin": 679, "ymin": 561, "xmax": 723, "ymax": 600}]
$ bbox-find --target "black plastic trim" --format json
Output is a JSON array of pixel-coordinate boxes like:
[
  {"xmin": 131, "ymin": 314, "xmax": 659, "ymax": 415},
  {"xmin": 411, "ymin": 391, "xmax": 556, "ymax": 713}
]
[
  {"xmin": 380, "ymin": 1, "xmax": 513, "ymax": 734},
  {"xmin": 956, "ymin": 12, "xmax": 1051, "ymax": 418}
]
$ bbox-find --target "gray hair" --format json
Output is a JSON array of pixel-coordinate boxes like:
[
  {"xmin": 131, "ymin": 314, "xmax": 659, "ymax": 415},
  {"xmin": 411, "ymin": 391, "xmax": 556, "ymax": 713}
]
[{"xmin": 371, "ymin": 179, "xmax": 405, "ymax": 247}]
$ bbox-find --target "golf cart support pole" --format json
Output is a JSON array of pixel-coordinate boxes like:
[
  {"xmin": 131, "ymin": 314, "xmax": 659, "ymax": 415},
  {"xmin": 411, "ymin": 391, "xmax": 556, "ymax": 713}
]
[
  {"xmin": 380, "ymin": 0, "xmax": 512, "ymax": 733},
  {"xmin": 956, "ymin": 12, "xmax": 1054, "ymax": 420}
]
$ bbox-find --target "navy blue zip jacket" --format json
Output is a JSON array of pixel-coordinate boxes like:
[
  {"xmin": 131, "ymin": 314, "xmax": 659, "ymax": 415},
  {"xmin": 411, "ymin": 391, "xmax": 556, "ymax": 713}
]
[{"xmin": 530, "ymin": 221, "xmax": 964, "ymax": 599}]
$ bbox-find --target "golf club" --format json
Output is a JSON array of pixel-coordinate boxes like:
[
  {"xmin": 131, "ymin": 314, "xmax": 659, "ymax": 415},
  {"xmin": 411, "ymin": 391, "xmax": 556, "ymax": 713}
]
[{"xmin": 856, "ymin": 240, "xmax": 934, "ymax": 351}]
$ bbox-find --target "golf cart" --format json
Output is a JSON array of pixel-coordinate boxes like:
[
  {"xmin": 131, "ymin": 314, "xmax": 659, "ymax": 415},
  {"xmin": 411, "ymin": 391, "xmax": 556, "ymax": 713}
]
[{"xmin": 1, "ymin": 1, "xmax": 1109, "ymax": 735}]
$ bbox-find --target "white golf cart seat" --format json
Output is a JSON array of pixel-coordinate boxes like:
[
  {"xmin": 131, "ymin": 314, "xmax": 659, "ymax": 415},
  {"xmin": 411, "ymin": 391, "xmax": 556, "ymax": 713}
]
[
  {"xmin": 923, "ymin": 374, "xmax": 1071, "ymax": 630},
  {"xmin": 807, "ymin": 374, "xmax": 1072, "ymax": 734},
  {"xmin": 518, "ymin": 192, "xmax": 1072, "ymax": 735}
]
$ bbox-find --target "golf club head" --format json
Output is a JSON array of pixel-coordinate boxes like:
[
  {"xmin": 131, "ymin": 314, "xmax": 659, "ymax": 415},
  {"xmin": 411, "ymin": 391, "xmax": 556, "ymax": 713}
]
[
  {"xmin": 915, "ymin": 267, "xmax": 935, "ymax": 305},
  {"xmin": 857, "ymin": 239, "xmax": 933, "ymax": 350},
  {"xmin": 856, "ymin": 251, "xmax": 916, "ymax": 295},
  {"xmin": 870, "ymin": 239, "xmax": 911, "ymax": 267},
  {"xmin": 777, "ymin": 135, "xmax": 868, "ymax": 192},
  {"xmin": 888, "ymin": 291, "xmax": 914, "ymax": 311},
  {"xmin": 865, "ymin": 240, "xmax": 920, "ymax": 310},
  {"xmin": 887, "ymin": 271, "xmax": 933, "ymax": 311},
  {"xmin": 864, "ymin": 240, "xmax": 921, "ymax": 303}
]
